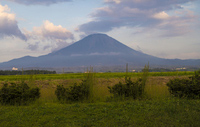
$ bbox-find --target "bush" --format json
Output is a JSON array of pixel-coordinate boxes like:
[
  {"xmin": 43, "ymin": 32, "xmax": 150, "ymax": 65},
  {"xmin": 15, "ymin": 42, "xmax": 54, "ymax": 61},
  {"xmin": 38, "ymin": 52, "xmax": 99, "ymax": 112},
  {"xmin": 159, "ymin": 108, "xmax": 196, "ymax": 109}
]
[
  {"xmin": 108, "ymin": 64, "xmax": 149, "ymax": 100},
  {"xmin": 167, "ymin": 70, "xmax": 200, "ymax": 99},
  {"xmin": 108, "ymin": 78, "xmax": 145, "ymax": 99},
  {"xmin": 0, "ymin": 82, "xmax": 40, "ymax": 105},
  {"xmin": 55, "ymin": 71, "xmax": 95, "ymax": 102},
  {"xmin": 55, "ymin": 80, "xmax": 90, "ymax": 102}
]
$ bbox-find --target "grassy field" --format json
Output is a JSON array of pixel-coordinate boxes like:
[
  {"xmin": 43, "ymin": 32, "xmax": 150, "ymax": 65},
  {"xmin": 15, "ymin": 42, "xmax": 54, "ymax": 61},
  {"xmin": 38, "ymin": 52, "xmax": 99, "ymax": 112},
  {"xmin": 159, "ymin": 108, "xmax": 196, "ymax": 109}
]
[
  {"xmin": 0, "ymin": 71, "xmax": 199, "ymax": 127},
  {"xmin": 0, "ymin": 71, "xmax": 194, "ymax": 81},
  {"xmin": 0, "ymin": 99, "xmax": 199, "ymax": 127}
]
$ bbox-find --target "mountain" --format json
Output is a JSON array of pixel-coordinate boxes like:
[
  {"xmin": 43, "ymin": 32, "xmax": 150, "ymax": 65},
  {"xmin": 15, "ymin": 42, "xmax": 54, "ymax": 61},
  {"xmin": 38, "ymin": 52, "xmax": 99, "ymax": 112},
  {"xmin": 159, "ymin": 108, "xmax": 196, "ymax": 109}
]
[
  {"xmin": 50, "ymin": 34, "xmax": 141, "ymax": 56},
  {"xmin": 0, "ymin": 33, "xmax": 200, "ymax": 70}
]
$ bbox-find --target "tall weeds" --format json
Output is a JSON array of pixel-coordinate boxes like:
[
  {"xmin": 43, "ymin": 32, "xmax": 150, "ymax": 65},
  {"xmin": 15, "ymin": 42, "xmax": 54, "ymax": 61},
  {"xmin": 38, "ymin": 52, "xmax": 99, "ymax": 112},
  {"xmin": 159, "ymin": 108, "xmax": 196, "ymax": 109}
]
[{"xmin": 141, "ymin": 63, "xmax": 149, "ymax": 96}]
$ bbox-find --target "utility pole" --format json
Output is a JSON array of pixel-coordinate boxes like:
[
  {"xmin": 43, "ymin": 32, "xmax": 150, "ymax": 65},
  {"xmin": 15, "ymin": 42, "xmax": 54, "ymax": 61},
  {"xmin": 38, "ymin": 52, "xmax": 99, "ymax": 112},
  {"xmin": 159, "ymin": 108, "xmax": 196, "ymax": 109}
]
[
  {"xmin": 125, "ymin": 63, "xmax": 128, "ymax": 82},
  {"xmin": 22, "ymin": 67, "xmax": 24, "ymax": 75}
]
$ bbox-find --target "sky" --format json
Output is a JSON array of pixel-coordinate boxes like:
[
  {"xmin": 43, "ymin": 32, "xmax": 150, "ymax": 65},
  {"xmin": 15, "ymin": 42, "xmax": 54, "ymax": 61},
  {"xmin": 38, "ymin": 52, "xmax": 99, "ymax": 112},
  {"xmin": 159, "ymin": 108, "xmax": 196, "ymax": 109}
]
[{"xmin": 0, "ymin": 0, "xmax": 200, "ymax": 63}]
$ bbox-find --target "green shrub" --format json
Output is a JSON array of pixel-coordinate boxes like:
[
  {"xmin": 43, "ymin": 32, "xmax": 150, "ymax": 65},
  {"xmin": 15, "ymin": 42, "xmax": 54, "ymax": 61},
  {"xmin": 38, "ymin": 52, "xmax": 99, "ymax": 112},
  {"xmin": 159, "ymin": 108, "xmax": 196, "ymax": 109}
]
[
  {"xmin": 55, "ymin": 85, "xmax": 67, "ymax": 101},
  {"xmin": 55, "ymin": 80, "xmax": 90, "ymax": 102},
  {"xmin": 55, "ymin": 70, "xmax": 95, "ymax": 102},
  {"xmin": 167, "ymin": 70, "xmax": 200, "ymax": 99},
  {"xmin": 108, "ymin": 64, "xmax": 149, "ymax": 100},
  {"xmin": 108, "ymin": 78, "xmax": 145, "ymax": 99},
  {"xmin": 0, "ymin": 82, "xmax": 40, "ymax": 105}
]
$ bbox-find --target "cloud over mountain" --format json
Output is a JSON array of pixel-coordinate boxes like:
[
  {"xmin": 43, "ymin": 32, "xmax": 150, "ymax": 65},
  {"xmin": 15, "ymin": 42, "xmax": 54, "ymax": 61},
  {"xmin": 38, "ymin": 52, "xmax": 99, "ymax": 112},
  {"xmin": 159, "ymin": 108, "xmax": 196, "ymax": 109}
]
[
  {"xmin": 0, "ymin": 4, "xmax": 26, "ymax": 40},
  {"xmin": 5, "ymin": 0, "xmax": 72, "ymax": 6},
  {"xmin": 31, "ymin": 20, "xmax": 74, "ymax": 40},
  {"xmin": 25, "ymin": 20, "xmax": 74, "ymax": 51},
  {"xmin": 79, "ymin": 0, "xmax": 198, "ymax": 37}
]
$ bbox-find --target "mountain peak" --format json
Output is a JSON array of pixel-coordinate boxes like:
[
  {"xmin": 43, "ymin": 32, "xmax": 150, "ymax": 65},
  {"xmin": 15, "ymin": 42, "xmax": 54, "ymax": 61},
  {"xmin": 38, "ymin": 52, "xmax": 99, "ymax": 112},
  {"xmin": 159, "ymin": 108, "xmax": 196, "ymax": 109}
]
[
  {"xmin": 87, "ymin": 33, "xmax": 108, "ymax": 37},
  {"xmin": 80, "ymin": 33, "xmax": 112, "ymax": 45},
  {"xmin": 51, "ymin": 33, "xmax": 136, "ymax": 56},
  {"xmin": 85, "ymin": 33, "xmax": 110, "ymax": 40}
]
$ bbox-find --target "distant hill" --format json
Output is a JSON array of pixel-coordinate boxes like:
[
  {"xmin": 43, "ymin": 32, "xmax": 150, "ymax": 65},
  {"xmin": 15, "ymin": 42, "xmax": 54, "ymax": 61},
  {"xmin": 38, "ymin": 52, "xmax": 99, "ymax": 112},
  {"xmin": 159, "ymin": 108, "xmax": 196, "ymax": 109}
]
[{"xmin": 0, "ymin": 33, "xmax": 199, "ymax": 70}]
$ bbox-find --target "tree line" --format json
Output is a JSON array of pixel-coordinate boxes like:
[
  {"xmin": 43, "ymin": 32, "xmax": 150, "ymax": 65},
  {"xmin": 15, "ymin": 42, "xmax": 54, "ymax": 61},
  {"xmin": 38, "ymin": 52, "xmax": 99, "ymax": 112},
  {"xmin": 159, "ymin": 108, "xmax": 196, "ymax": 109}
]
[{"xmin": 0, "ymin": 70, "xmax": 56, "ymax": 75}]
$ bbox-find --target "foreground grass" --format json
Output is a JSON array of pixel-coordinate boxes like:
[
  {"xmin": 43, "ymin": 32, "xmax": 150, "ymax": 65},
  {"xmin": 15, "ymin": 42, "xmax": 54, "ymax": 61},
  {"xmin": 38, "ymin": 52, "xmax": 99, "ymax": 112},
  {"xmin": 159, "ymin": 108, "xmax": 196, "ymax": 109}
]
[{"xmin": 0, "ymin": 99, "xmax": 199, "ymax": 127}]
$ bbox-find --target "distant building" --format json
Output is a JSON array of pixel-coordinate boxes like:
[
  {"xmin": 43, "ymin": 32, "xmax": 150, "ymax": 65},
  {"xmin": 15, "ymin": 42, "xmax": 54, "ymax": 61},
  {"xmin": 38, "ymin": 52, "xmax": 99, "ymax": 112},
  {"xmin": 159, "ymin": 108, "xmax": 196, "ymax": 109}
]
[
  {"xmin": 175, "ymin": 67, "xmax": 186, "ymax": 71},
  {"xmin": 12, "ymin": 67, "xmax": 18, "ymax": 71}
]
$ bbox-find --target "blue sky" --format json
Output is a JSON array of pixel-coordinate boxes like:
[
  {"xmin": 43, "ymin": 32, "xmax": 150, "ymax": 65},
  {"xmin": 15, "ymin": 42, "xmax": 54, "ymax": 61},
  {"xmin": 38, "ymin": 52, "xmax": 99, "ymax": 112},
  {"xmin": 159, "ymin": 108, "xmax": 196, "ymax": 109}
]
[{"xmin": 0, "ymin": 0, "xmax": 199, "ymax": 62}]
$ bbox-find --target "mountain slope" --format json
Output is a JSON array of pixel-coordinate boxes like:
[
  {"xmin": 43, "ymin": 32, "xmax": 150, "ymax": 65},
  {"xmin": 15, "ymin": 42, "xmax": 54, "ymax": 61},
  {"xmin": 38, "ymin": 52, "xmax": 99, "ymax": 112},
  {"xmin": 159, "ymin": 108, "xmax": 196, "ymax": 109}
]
[
  {"xmin": 0, "ymin": 33, "xmax": 199, "ymax": 69},
  {"xmin": 50, "ymin": 34, "xmax": 142, "ymax": 56}
]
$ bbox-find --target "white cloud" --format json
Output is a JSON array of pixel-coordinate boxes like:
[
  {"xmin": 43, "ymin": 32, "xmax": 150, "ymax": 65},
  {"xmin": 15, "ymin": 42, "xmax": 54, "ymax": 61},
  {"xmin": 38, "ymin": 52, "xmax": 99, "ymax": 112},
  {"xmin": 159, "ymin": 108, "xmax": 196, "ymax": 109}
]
[
  {"xmin": 70, "ymin": 52, "xmax": 121, "ymax": 57},
  {"xmin": 25, "ymin": 20, "xmax": 74, "ymax": 51},
  {"xmin": 0, "ymin": 4, "xmax": 26, "ymax": 40},
  {"xmin": 154, "ymin": 10, "xmax": 198, "ymax": 37},
  {"xmin": 153, "ymin": 11, "xmax": 170, "ymax": 20},
  {"xmin": 32, "ymin": 20, "xmax": 73, "ymax": 40}
]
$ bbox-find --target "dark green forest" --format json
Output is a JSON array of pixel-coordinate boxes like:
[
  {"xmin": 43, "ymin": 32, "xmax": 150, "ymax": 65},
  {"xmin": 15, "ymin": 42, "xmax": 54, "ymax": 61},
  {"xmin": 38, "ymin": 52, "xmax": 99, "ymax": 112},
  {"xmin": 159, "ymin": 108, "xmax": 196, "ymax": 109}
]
[{"xmin": 0, "ymin": 70, "xmax": 56, "ymax": 75}]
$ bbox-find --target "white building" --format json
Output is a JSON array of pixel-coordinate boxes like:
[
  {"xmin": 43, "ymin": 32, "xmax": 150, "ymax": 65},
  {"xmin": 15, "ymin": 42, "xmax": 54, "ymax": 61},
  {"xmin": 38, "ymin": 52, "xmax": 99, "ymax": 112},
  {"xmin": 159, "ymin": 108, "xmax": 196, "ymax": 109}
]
[{"xmin": 12, "ymin": 67, "xmax": 18, "ymax": 71}]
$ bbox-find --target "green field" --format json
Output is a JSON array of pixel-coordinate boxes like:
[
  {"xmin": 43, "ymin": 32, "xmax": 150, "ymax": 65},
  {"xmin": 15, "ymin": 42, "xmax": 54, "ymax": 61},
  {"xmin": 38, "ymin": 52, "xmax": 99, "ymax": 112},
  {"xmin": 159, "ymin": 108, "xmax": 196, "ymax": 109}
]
[
  {"xmin": 0, "ymin": 71, "xmax": 194, "ymax": 81},
  {"xmin": 1, "ymin": 99, "xmax": 199, "ymax": 127},
  {"xmin": 0, "ymin": 71, "xmax": 199, "ymax": 127}
]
